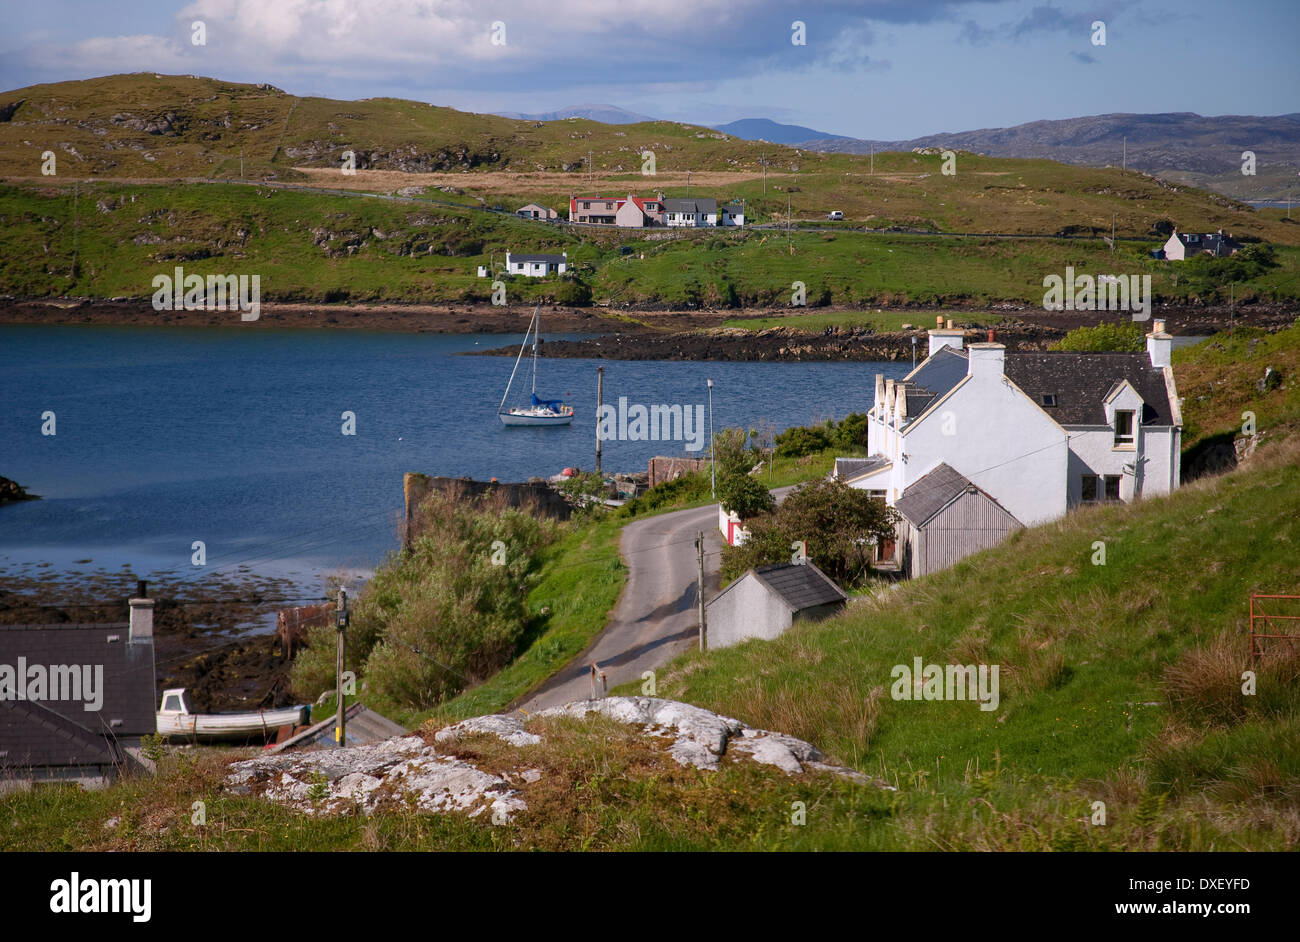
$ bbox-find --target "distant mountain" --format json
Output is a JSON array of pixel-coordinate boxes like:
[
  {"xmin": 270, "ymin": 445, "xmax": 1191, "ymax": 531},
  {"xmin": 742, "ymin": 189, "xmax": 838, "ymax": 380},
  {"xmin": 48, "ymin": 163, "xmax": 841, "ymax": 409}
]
[
  {"xmin": 795, "ymin": 112, "xmax": 1300, "ymax": 199},
  {"xmin": 493, "ymin": 103, "xmax": 655, "ymax": 124},
  {"xmin": 712, "ymin": 117, "xmax": 847, "ymax": 145}
]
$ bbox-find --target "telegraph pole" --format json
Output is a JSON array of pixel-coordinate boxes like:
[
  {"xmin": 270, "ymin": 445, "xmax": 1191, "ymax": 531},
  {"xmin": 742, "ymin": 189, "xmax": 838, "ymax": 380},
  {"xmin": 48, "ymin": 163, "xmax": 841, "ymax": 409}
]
[
  {"xmin": 761, "ymin": 152, "xmax": 766, "ymax": 194},
  {"xmin": 335, "ymin": 587, "xmax": 349, "ymax": 747},
  {"xmin": 696, "ymin": 530, "xmax": 708, "ymax": 651},
  {"xmin": 595, "ymin": 366, "xmax": 604, "ymax": 475}
]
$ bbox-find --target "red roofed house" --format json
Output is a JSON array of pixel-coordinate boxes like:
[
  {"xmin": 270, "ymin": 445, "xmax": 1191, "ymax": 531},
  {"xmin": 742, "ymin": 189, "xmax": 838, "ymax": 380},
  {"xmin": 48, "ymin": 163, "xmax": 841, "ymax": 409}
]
[{"xmin": 569, "ymin": 194, "xmax": 663, "ymax": 227}]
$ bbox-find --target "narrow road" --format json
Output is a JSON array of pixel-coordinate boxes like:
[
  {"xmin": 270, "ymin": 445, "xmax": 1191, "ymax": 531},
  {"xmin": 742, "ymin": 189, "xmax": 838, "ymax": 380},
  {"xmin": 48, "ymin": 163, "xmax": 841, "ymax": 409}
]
[{"xmin": 519, "ymin": 486, "xmax": 794, "ymax": 712}]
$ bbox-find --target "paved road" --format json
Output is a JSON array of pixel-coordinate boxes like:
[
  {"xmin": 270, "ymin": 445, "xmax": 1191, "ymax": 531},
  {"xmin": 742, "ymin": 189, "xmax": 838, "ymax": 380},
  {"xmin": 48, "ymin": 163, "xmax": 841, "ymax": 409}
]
[{"xmin": 519, "ymin": 486, "xmax": 794, "ymax": 712}]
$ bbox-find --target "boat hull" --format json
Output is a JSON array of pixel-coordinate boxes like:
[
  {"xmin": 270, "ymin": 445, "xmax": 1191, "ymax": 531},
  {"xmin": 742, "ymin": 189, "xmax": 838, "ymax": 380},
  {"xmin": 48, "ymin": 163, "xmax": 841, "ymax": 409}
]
[
  {"xmin": 156, "ymin": 705, "xmax": 310, "ymax": 740},
  {"xmin": 498, "ymin": 411, "xmax": 574, "ymax": 427}
]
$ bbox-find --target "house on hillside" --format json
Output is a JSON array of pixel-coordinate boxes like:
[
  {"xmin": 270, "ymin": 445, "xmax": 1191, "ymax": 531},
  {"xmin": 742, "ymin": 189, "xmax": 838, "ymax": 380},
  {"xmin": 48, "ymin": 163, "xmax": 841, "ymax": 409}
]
[
  {"xmin": 705, "ymin": 562, "xmax": 847, "ymax": 649},
  {"xmin": 720, "ymin": 203, "xmax": 746, "ymax": 226},
  {"xmin": 1, "ymin": 591, "xmax": 157, "ymax": 790},
  {"xmin": 504, "ymin": 250, "xmax": 567, "ymax": 276},
  {"xmin": 663, "ymin": 197, "xmax": 719, "ymax": 227},
  {"xmin": 569, "ymin": 195, "xmax": 664, "ymax": 227},
  {"xmin": 516, "ymin": 203, "xmax": 558, "ymax": 221},
  {"xmin": 836, "ymin": 321, "xmax": 1182, "ymax": 573},
  {"xmin": 1162, "ymin": 228, "xmax": 1242, "ymax": 260}
]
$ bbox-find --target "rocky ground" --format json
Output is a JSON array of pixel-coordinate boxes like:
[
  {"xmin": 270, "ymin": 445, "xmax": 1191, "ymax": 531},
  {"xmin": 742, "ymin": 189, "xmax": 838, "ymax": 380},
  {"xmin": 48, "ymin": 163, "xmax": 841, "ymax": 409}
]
[
  {"xmin": 225, "ymin": 696, "xmax": 885, "ymax": 823},
  {"xmin": 0, "ymin": 475, "xmax": 39, "ymax": 506}
]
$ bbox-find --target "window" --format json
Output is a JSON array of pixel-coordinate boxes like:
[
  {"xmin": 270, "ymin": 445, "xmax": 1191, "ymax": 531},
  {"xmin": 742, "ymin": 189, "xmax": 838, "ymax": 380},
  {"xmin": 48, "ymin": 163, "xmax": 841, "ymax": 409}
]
[
  {"xmin": 1104, "ymin": 475, "xmax": 1121, "ymax": 501},
  {"xmin": 1041, "ymin": 394, "xmax": 1057, "ymax": 407},
  {"xmin": 1080, "ymin": 474, "xmax": 1097, "ymax": 502},
  {"xmin": 1114, "ymin": 410, "xmax": 1135, "ymax": 446},
  {"xmin": 163, "ymin": 694, "xmax": 182, "ymax": 712}
]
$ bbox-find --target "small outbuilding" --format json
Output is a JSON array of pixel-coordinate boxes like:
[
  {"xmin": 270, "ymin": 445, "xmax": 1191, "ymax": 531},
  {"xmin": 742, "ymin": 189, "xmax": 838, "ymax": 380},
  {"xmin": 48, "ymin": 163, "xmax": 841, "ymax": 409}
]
[
  {"xmin": 705, "ymin": 562, "xmax": 847, "ymax": 649},
  {"xmin": 892, "ymin": 463, "xmax": 1021, "ymax": 578}
]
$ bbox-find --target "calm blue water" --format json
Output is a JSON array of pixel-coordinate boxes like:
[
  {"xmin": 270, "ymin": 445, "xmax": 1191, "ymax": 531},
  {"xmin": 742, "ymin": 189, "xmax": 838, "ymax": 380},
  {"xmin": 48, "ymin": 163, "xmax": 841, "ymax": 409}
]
[{"xmin": 0, "ymin": 325, "xmax": 908, "ymax": 587}]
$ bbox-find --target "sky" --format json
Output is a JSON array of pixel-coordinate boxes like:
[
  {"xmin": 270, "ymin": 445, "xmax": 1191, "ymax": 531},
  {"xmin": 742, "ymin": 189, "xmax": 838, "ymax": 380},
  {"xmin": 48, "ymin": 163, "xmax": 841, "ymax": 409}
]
[{"xmin": 2, "ymin": 0, "xmax": 1297, "ymax": 140}]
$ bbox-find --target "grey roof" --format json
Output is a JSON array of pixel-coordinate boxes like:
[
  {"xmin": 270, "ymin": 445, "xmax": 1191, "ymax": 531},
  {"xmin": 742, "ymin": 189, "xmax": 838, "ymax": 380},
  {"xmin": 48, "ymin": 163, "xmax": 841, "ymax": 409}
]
[
  {"xmin": 893, "ymin": 463, "xmax": 1019, "ymax": 528},
  {"xmin": 662, "ymin": 198, "xmax": 718, "ymax": 214},
  {"xmin": 1004, "ymin": 352, "xmax": 1175, "ymax": 425},
  {"xmin": 270, "ymin": 702, "xmax": 407, "ymax": 753},
  {"xmin": 906, "ymin": 345, "xmax": 969, "ymax": 399},
  {"xmin": 0, "ymin": 623, "xmax": 155, "ymax": 773},
  {"xmin": 835, "ymin": 455, "xmax": 890, "ymax": 481},
  {"xmin": 1175, "ymin": 231, "xmax": 1240, "ymax": 256},
  {"xmin": 510, "ymin": 252, "xmax": 566, "ymax": 263},
  {"xmin": 751, "ymin": 562, "xmax": 847, "ymax": 611},
  {"xmin": 721, "ymin": 203, "xmax": 743, "ymax": 214}
]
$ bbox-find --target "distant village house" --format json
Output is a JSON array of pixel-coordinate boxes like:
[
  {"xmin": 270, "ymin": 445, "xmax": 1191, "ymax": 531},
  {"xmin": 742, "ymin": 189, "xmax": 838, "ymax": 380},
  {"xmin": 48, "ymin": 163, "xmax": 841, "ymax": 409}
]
[
  {"xmin": 1161, "ymin": 228, "xmax": 1242, "ymax": 260},
  {"xmin": 504, "ymin": 250, "xmax": 567, "ymax": 277},
  {"xmin": 516, "ymin": 203, "xmax": 558, "ymax": 221},
  {"xmin": 705, "ymin": 562, "xmax": 847, "ymax": 649}
]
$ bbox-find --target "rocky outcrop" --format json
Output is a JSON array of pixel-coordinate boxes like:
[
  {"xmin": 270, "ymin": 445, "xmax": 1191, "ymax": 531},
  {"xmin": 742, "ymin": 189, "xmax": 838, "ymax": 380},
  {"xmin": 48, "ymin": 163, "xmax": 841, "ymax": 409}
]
[
  {"xmin": 224, "ymin": 697, "xmax": 883, "ymax": 823},
  {"xmin": 0, "ymin": 475, "xmax": 38, "ymax": 506}
]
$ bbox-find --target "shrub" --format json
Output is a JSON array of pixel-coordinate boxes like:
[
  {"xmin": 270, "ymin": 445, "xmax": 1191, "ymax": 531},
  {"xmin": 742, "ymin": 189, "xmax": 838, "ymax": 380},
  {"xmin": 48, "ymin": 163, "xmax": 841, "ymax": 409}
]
[
  {"xmin": 721, "ymin": 479, "xmax": 897, "ymax": 587},
  {"xmin": 1052, "ymin": 322, "xmax": 1145, "ymax": 352},
  {"xmin": 774, "ymin": 424, "xmax": 831, "ymax": 457},
  {"xmin": 718, "ymin": 471, "xmax": 775, "ymax": 519}
]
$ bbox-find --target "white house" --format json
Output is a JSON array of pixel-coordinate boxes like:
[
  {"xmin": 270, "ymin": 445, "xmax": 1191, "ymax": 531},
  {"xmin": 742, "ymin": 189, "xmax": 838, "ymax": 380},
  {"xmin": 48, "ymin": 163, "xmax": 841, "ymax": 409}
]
[
  {"xmin": 663, "ymin": 197, "xmax": 718, "ymax": 227},
  {"xmin": 718, "ymin": 505, "xmax": 750, "ymax": 546},
  {"xmin": 720, "ymin": 203, "xmax": 745, "ymax": 226},
  {"xmin": 1163, "ymin": 228, "xmax": 1241, "ymax": 261},
  {"xmin": 504, "ymin": 251, "xmax": 567, "ymax": 277},
  {"xmin": 840, "ymin": 321, "xmax": 1182, "ymax": 570}
]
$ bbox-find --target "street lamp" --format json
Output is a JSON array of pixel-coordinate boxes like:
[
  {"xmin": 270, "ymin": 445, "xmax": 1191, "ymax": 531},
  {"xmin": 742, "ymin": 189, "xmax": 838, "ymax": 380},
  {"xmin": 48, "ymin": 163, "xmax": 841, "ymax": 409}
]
[
  {"xmin": 707, "ymin": 378, "xmax": 715, "ymax": 499},
  {"xmin": 335, "ymin": 587, "xmax": 349, "ymax": 748}
]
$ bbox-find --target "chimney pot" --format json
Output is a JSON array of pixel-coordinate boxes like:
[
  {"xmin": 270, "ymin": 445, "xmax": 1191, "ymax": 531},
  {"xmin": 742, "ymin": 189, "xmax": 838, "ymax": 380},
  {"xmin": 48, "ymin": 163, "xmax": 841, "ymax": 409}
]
[
  {"xmin": 129, "ymin": 596, "xmax": 154, "ymax": 643},
  {"xmin": 988, "ymin": 328, "xmax": 994, "ymax": 342},
  {"xmin": 946, "ymin": 318, "xmax": 954, "ymax": 329}
]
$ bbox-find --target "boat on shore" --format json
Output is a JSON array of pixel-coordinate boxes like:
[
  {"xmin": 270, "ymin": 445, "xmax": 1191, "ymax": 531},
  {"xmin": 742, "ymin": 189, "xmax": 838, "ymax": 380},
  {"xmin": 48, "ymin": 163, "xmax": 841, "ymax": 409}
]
[
  {"xmin": 155, "ymin": 687, "xmax": 310, "ymax": 741},
  {"xmin": 498, "ymin": 304, "xmax": 574, "ymax": 426}
]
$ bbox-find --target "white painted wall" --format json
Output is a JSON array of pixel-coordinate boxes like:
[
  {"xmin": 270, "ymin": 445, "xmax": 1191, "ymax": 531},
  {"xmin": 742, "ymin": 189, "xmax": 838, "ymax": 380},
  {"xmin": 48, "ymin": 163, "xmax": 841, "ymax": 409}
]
[{"xmin": 706, "ymin": 576, "xmax": 793, "ymax": 649}]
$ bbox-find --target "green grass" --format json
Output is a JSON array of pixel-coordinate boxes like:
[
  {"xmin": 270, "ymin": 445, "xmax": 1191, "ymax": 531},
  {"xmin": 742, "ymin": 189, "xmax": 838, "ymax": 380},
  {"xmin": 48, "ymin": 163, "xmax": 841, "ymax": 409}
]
[{"xmin": 721, "ymin": 310, "xmax": 1006, "ymax": 332}]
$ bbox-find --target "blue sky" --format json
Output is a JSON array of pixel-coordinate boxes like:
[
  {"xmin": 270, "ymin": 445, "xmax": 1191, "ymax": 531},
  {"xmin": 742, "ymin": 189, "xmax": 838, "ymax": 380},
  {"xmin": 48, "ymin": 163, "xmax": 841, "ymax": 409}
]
[{"xmin": 2, "ymin": 0, "xmax": 1297, "ymax": 139}]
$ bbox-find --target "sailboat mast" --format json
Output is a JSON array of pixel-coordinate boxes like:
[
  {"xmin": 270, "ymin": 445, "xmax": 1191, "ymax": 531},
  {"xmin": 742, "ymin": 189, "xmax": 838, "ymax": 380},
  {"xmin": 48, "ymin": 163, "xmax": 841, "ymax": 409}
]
[
  {"xmin": 498, "ymin": 305, "xmax": 538, "ymax": 414},
  {"xmin": 531, "ymin": 308, "xmax": 539, "ymax": 395}
]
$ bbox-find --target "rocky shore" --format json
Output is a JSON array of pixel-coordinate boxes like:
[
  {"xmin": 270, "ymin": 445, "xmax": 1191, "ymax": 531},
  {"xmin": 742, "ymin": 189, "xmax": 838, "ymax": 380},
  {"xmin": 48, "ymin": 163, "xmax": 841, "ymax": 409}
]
[{"xmin": 0, "ymin": 475, "xmax": 39, "ymax": 505}]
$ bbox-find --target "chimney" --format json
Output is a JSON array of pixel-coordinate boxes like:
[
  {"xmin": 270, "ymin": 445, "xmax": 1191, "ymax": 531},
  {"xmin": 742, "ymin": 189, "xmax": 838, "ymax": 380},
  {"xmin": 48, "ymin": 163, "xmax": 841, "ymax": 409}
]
[
  {"xmin": 1146, "ymin": 319, "xmax": 1172, "ymax": 369},
  {"xmin": 967, "ymin": 342, "xmax": 1005, "ymax": 379},
  {"xmin": 885, "ymin": 379, "xmax": 897, "ymax": 422},
  {"xmin": 896, "ymin": 384, "xmax": 908, "ymax": 423},
  {"xmin": 946, "ymin": 318, "xmax": 954, "ymax": 329},
  {"xmin": 129, "ymin": 588, "xmax": 154, "ymax": 644},
  {"xmin": 928, "ymin": 328, "xmax": 965, "ymax": 357},
  {"xmin": 935, "ymin": 315, "xmax": 943, "ymax": 328},
  {"xmin": 874, "ymin": 373, "xmax": 886, "ymax": 414},
  {"xmin": 988, "ymin": 328, "xmax": 994, "ymax": 342}
]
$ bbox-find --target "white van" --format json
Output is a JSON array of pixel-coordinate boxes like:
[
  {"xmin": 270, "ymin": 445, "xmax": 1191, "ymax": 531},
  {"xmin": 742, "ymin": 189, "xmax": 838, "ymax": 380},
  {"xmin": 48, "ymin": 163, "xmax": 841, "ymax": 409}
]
[{"xmin": 827, "ymin": 210, "xmax": 844, "ymax": 221}]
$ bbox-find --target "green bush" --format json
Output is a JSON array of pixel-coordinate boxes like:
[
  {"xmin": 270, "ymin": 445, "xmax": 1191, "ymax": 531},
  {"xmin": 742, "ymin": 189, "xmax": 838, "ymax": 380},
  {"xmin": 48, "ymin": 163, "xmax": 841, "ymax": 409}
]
[
  {"xmin": 1052, "ymin": 322, "xmax": 1145, "ymax": 352},
  {"xmin": 717, "ymin": 471, "xmax": 775, "ymax": 519},
  {"xmin": 774, "ymin": 424, "xmax": 831, "ymax": 457},
  {"xmin": 721, "ymin": 479, "xmax": 896, "ymax": 587}
]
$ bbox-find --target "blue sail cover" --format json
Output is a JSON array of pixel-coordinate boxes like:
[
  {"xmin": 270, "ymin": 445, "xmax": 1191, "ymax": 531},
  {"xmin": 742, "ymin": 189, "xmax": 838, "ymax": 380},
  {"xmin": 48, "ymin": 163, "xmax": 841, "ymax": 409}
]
[{"xmin": 531, "ymin": 394, "xmax": 565, "ymax": 409}]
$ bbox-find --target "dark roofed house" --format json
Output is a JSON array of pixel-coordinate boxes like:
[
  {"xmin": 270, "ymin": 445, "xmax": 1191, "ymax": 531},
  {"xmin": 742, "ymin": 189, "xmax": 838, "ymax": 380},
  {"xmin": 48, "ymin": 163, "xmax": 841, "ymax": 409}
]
[
  {"xmin": 1163, "ymin": 228, "xmax": 1242, "ymax": 261},
  {"xmin": 663, "ymin": 197, "xmax": 719, "ymax": 227},
  {"xmin": 705, "ymin": 562, "xmax": 847, "ymax": 649},
  {"xmin": 1, "ymin": 593, "xmax": 157, "ymax": 790}
]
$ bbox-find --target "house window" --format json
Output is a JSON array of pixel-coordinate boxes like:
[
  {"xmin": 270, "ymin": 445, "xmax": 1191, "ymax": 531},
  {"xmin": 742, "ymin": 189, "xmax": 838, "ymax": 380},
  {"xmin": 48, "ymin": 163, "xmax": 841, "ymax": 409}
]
[
  {"xmin": 1114, "ymin": 410, "xmax": 1135, "ymax": 446},
  {"xmin": 582, "ymin": 202, "xmax": 590, "ymax": 209},
  {"xmin": 1041, "ymin": 394, "xmax": 1057, "ymax": 407},
  {"xmin": 1104, "ymin": 475, "xmax": 1121, "ymax": 501},
  {"xmin": 1081, "ymin": 474, "xmax": 1097, "ymax": 502}
]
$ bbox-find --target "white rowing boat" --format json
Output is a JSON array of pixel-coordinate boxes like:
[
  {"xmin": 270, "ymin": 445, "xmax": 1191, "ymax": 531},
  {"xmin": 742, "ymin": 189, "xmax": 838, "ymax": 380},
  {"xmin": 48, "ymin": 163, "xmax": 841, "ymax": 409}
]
[{"xmin": 155, "ymin": 688, "xmax": 310, "ymax": 741}]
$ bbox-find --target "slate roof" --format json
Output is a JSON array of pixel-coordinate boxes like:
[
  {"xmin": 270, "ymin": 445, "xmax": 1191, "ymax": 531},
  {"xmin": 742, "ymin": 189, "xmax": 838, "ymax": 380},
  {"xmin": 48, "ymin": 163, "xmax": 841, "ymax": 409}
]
[
  {"xmin": 721, "ymin": 203, "xmax": 743, "ymax": 215},
  {"xmin": 1174, "ymin": 230, "xmax": 1241, "ymax": 257},
  {"xmin": 0, "ymin": 623, "xmax": 156, "ymax": 774},
  {"xmin": 751, "ymin": 562, "xmax": 847, "ymax": 611},
  {"xmin": 835, "ymin": 455, "xmax": 890, "ymax": 481},
  {"xmin": 270, "ymin": 702, "xmax": 407, "ymax": 753},
  {"xmin": 1003, "ymin": 352, "xmax": 1174, "ymax": 426},
  {"xmin": 662, "ymin": 198, "xmax": 718, "ymax": 214},
  {"xmin": 905, "ymin": 344, "xmax": 969, "ymax": 398},
  {"xmin": 893, "ymin": 463, "xmax": 1019, "ymax": 528},
  {"xmin": 510, "ymin": 252, "xmax": 567, "ymax": 264}
]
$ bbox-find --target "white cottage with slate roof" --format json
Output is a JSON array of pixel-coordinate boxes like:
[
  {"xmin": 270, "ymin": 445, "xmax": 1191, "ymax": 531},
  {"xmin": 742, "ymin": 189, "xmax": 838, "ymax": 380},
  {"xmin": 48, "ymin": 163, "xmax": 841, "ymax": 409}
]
[
  {"xmin": 839, "ymin": 321, "xmax": 1182, "ymax": 572},
  {"xmin": 705, "ymin": 562, "xmax": 848, "ymax": 649}
]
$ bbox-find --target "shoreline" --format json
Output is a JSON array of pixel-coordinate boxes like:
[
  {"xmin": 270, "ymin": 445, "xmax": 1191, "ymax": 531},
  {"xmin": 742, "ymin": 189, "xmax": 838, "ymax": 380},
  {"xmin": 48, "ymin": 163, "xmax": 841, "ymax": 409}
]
[{"xmin": 3, "ymin": 299, "xmax": 1295, "ymax": 359}]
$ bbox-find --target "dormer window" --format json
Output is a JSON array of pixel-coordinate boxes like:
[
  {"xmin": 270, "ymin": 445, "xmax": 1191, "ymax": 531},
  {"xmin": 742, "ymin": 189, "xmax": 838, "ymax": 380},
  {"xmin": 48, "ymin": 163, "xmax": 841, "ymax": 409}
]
[
  {"xmin": 1114, "ymin": 410, "xmax": 1135, "ymax": 446},
  {"xmin": 1041, "ymin": 394, "xmax": 1057, "ymax": 407}
]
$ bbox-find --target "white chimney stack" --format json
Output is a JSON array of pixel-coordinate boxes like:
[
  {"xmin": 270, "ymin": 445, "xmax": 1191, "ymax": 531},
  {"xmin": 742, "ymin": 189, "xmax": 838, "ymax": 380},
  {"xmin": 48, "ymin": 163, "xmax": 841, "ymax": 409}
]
[
  {"xmin": 928, "ymin": 328, "xmax": 965, "ymax": 357},
  {"xmin": 874, "ymin": 374, "xmax": 886, "ymax": 415},
  {"xmin": 1147, "ymin": 320, "xmax": 1172, "ymax": 369},
  {"xmin": 967, "ymin": 342, "xmax": 1006, "ymax": 379},
  {"xmin": 129, "ymin": 596, "xmax": 154, "ymax": 643}
]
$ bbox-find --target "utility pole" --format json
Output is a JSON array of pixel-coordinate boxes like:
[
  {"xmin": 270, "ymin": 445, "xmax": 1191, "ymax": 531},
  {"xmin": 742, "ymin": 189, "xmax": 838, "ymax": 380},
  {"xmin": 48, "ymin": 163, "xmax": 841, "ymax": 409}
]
[
  {"xmin": 706, "ymin": 378, "xmax": 715, "ymax": 498},
  {"xmin": 240, "ymin": 148, "xmax": 244, "ymax": 180},
  {"xmin": 71, "ymin": 182, "xmax": 79, "ymax": 280},
  {"xmin": 1229, "ymin": 283, "xmax": 1235, "ymax": 350},
  {"xmin": 1122, "ymin": 136, "xmax": 1126, "ymax": 172},
  {"xmin": 595, "ymin": 366, "xmax": 604, "ymax": 475},
  {"xmin": 335, "ymin": 587, "xmax": 349, "ymax": 748},
  {"xmin": 588, "ymin": 150, "xmax": 593, "ymax": 186},
  {"xmin": 686, "ymin": 168, "xmax": 691, "ymax": 195},
  {"xmin": 761, "ymin": 152, "xmax": 766, "ymax": 194},
  {"xmin": 870, "ymin": 142, "xmax": 874, "ymax": 176},
  {"xmin": 695, "ymin": 530, "xmax": 707, "ymax": 651}
]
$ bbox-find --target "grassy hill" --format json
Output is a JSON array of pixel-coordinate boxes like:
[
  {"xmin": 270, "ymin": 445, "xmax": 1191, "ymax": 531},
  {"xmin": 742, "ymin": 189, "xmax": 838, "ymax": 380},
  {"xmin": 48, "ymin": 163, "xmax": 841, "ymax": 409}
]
[
  {"xmin": 3, "ymin": 179, "xmax": 1299, "ymax": 308},
  {"xmin": 3, "ymin": 73, "xmax": 1299, "ymax": 245},
  {"xmin": 3, "ymin": 325, "xmax": 1296, "ymax": 851}
]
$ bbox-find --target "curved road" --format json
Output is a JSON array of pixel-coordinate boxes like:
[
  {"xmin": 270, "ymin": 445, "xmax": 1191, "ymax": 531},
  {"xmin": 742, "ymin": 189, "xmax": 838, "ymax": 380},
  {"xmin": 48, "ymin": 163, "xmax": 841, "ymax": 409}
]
[{"xmin": 519, "ymin": 487, "xmax": 793, "ymax": 712}]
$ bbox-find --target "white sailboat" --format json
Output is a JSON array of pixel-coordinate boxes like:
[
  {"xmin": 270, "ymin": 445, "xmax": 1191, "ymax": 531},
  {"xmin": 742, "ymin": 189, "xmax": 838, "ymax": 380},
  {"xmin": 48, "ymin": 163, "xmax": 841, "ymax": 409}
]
[{"xmin": 498, "ymin": 304, "xmax": 574, "ymax": 427}]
